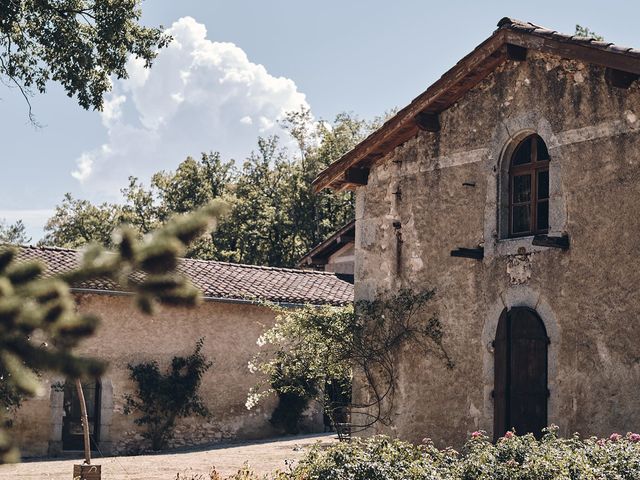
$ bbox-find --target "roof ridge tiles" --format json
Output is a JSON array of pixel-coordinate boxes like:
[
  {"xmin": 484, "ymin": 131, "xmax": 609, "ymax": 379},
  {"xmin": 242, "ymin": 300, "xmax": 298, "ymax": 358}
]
[
  {"xmin": 10, "ymin": 244, "xmax": 80, "ymax": 253},
  {"xmin": 8, "ymin": 244, "xmax": 353, "ymax": 306},
  {"xmin": 180, "ymin": 256, "xmax": 336, "ymax": 275},
  {"xmin": 13, "ymin": 243, "xmax": 335, "ymax": 276}
]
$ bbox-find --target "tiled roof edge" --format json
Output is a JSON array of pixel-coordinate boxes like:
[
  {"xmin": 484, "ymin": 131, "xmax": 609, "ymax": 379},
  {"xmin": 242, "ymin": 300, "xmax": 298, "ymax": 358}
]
[{"xmin": 9, "ymin": 244, "xmax": 338, "ymax": 276}]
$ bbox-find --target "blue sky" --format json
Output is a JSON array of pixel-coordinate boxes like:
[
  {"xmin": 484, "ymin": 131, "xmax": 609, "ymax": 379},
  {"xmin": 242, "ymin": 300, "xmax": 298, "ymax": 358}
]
[{"xmin": 1, "ymin": 0, "xmax": 639, "ymax": 242}]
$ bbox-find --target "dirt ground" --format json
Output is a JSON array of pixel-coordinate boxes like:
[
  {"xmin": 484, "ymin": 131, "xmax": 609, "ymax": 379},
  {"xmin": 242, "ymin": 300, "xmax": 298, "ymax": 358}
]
[{"xmin": 0, "ymin": 433, "xmax": 336, "ymax": 480}]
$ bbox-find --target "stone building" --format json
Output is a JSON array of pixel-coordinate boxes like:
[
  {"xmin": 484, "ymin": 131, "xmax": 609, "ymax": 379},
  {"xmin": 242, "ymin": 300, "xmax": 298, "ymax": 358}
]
[
  {"xmin": 297, "ymin": 220, "xmax": 355, "ymax": 283},
  {"xmin": 314, "ymin": 18, "xmax": 640, "ymax": 447},
  {"xmin": 11, "ymin": 245, "xmax": 353, "ymax": 457}
]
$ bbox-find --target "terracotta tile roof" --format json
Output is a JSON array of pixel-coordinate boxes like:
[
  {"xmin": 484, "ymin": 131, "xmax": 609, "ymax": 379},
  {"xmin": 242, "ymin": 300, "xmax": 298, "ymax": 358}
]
[
  {"xmin": 499, "ymin": 18, "xmax": 640, "ymax": 58},
  {"xmin": 12, "ymin": 245, "xmax": 353, "ymax": 306},
  {"xmin": 314, "ymin": 17, "xmax": 640, "ymax": 191}
]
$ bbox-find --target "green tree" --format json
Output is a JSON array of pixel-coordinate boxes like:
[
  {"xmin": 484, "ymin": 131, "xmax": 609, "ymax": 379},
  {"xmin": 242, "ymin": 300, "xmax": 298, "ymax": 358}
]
[
  {"xmin": 248, "ymin": 290, "xmax": 454, "ymax": 435},
  {"xmin": 247, "ymin": 304, "xmax": 353, "ymax": 434},
  {"xmin": 283, "ymin": 109, "xmax": 377, "ymax": 250},
  {"xmin": 152, "ymin": 152, "xmax": 237, "ymax": 220},
  {"xmin": 41, "ymin": 193, "xmax": 123, "ymax": 248},
  {"xmin": 575, "ymin": 25, "xmax": 604, "ymax": 41},
  {"xmin": 0, "ymin": 0, "xmax": 170, "ymax": 118},
  {"xmin": 43, "ymin": 111, "xmax": 377, "ymax": 267},
  {"xmin": 0, "ymin": 220, "xmax": 30, "ymax": 244}
]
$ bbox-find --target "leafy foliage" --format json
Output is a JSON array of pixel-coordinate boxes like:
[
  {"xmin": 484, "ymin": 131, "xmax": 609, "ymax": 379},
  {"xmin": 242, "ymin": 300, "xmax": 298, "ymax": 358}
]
[
  {"xmin": 0, "ymin": 201, "xmax": 224, "ymax": 462},
  {"xmin": 282, "ymin": 435, "xmax": 455, "ymax": 480},
  {"xmin": 0, "ymin": 0, "xmax": 170, "ymax": 116},
  {"xmin": 211, "ymin": 431, "xmax": 640, "ymax": 480},
  {"xmin": 247, "ymin": 304, "xmax": 353, "ymax": 434},
  {"xmin": 248, "ymin": 290, "xmax": 453, "ymax": 434},
  {"xmin": 0, "ymin": 220, "xmax": 30, "ymax": 244},
  {"xmin": 176, "ymin": 464, "xmax": 263, "ymax": 480},
  {"xmin": 42, "ymin": 193, "xmax": 124, "ymax": 248},
  {"xmin": 124, "ymin": 338, "xmax": 212, "ymax": 451},
  {"xmin": 42, "ymin": 109, "xmax": 382, "ymax": 267},
  {"xmin": 267, "ymin": 351, "xmax": 320, "ymax": 435},
  {"xmin": 575, "ymin": 25, "xmax": 604, "ymax": 41},
  {"xmin": 0, "ymin": 363, "xmax": 31, "ymax": 424}
]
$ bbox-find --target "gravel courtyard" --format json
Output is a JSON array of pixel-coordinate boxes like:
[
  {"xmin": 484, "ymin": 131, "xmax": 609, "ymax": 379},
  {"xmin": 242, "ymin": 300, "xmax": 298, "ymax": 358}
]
[{"xmin": 0, "ymin": 434, "xmax": 336, "ymax": 480}]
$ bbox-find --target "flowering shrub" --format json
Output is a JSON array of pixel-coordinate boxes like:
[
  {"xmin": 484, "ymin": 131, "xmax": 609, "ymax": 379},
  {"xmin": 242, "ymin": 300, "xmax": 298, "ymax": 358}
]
[
  {"xmin": 248, "ymin": 290, "xmax": 453, "ymax": 434},
  {"xmin": 262, "ymin": 429, "xmax": 640, "ymax": 479},
  {"xmin": 283, "ymin": 435, "xmax": 456, "ymax": 480}
]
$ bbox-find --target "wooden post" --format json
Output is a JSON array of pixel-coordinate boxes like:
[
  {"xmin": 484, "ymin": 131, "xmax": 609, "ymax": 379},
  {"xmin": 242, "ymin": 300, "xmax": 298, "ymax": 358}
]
[
  {"xmin": 73, "ymin": 380, "xmax": 101, "ymax": 480},
  {"xmin": 75, "ymin": 379, "xmax": 91, "ymax": 465}
]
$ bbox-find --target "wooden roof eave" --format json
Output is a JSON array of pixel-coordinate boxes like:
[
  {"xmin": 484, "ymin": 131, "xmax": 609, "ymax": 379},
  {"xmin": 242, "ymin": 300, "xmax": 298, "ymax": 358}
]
[
  {"xmin": 502, "ymin": 30, "xmax": 640, "ymax": 75},
  {"xmin": 297, "ymin": 220, "xmax": 356, "ymax": 267},
  {"xmin": 313, "ymin": 21, "xmax": 640, "ymax": 193},
  {"xmin": 313, "ymin": 29, "xmax": 510, "ymax": 192}
]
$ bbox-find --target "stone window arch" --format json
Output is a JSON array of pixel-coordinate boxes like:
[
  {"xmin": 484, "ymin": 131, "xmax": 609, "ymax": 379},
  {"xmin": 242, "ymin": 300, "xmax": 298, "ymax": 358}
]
[
  {"xmin": 484, "ymin": 118, "xmax": 567, "ymax": 257},
  {"xmin": 497, "ymin": 131, "xmax": 558, "ymax": 241}
]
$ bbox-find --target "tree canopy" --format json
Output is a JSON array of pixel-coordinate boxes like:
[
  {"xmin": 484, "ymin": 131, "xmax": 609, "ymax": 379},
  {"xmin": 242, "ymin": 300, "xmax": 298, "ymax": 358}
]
[
  {"xmin": 575, "ymin": 24, "xmax": 604, "ymax": 41},
  {"xmin": 43, "ymin": 109, "xmax": 382, "ymax": 267},
  {"xmin": 0, "ymin": 220, "xmax": 30, "ymax": 244},
  {"xmin": 0, "ymin": 0, "xmax": 169, "ymax": 116}
]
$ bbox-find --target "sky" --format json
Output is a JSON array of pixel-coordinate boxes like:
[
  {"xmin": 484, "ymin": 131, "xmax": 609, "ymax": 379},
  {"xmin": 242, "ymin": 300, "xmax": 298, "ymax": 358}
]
[{"xmin": 1, "ymin": 0, "xmax": 639, "ymax": 242}]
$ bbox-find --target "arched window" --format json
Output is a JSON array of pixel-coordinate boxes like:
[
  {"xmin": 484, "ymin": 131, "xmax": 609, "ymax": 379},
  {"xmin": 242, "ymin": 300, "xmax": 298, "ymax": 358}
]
[{"xmin": 509, "ymin": 134, "xmax": 550, "ymax": 237}]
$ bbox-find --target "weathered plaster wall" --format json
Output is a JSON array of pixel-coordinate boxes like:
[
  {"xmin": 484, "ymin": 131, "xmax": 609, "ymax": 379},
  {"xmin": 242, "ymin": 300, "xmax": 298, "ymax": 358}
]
[
  {"xmin": 354, "ymin": 51, "xmax": 640, "ymax": 448},
  {"xmin": 326, "ymin": 243, "xmax": 355, "ymax": 276},
  {"xmin": 13, "ymin": 295, "xmax": 322, "ymax": 457}
]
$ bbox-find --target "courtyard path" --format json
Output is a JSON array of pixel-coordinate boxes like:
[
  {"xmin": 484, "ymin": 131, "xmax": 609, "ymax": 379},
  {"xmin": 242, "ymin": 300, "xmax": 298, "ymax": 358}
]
[{"xmin": 0, "ymin": 433, "xmax": 336, "ymax": 479}]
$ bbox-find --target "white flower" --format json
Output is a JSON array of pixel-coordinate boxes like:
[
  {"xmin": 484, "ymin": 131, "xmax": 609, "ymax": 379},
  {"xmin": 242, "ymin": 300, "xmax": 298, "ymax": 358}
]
[
  {"xmin": 247, "ymin": 361, "xmax": 258, "ymax": 374},
  {"xmin": 245, "ymin": 393, "xmax": 260, "ymax": 410}
]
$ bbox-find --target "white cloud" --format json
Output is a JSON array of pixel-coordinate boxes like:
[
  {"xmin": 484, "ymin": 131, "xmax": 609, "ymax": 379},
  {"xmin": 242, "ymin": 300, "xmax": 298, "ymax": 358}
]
[
  {"xmin": 73, "ymin": 16, "xmax": 309, "ymax": 197},
  {"xmin": 71, "ymin": 153, "xmax": 94, "ymax": 182},
  {"xmin": 100, "ymin": 94, "xmax": 126, "ymax": 126}
]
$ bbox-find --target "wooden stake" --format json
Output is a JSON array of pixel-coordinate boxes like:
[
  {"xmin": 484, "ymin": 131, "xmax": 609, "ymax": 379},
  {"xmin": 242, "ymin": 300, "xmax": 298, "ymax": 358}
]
[{"xmin": 75, "ymin": 379, "xmax": 91, "ymax": 465}]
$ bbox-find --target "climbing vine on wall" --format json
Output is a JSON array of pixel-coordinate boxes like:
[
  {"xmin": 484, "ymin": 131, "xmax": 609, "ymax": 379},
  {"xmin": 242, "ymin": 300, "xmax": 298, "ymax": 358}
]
[
  {"xmin": 247, "ymin": 289, "xmax": 454, "ymax": 434},
  {"xmin": 124, "ymin": 338, "xmax": 212, "ymax": 451}
]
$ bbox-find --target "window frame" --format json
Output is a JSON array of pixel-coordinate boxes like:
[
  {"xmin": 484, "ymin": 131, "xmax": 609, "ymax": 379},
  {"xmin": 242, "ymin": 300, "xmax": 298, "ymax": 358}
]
[{"xmin": 508, "ymin": 135, "xmax": 550, "ymax": 238}]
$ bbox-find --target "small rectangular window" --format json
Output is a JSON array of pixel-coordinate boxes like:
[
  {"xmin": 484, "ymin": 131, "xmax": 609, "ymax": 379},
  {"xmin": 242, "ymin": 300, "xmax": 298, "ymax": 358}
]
[{"xmin": 508, "ymin": 135, "xmax": 551, "ymax": 237}]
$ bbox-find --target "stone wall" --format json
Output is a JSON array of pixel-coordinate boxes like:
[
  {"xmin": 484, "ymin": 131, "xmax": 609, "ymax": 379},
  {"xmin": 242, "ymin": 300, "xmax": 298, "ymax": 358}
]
[
  {"xmin": 12, "ymin": 295, "xmax": 322, "ymax": 457},
  {"xmin": 353, "ymin": 51, "xmax": 640, "ymax": 447}
]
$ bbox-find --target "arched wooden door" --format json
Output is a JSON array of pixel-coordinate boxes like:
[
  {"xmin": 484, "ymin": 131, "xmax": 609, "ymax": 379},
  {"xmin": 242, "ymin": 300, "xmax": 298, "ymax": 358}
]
[{"xmin": 494, "ymin": 307, "xmax": 549, "ymax": 441}]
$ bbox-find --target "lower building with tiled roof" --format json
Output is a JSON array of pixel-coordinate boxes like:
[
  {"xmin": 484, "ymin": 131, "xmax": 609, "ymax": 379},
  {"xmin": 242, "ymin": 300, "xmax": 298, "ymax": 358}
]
[{"xmin": 11, "ymin": 244, "xmax": 352, "ymax": 457}]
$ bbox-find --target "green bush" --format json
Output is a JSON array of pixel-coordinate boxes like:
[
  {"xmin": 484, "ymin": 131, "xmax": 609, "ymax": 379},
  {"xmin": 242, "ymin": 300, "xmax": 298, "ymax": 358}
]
[{"xmin": 214, "ymin": 429, "xmax": 640, "ymax": 480}]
